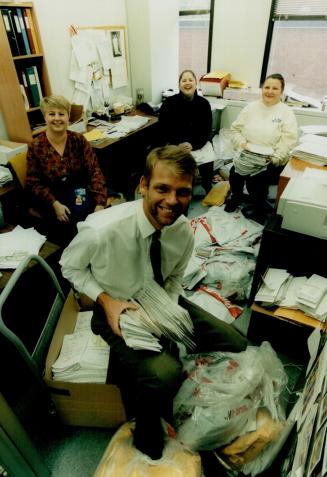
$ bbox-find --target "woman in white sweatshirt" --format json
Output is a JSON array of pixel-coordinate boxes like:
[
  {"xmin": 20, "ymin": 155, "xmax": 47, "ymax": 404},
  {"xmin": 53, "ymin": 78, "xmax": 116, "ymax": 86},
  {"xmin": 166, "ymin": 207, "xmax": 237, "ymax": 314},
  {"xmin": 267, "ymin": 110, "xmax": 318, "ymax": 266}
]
[{"xmin": 225, "ymin": 73, "xmax": 298, "ymax": 223}]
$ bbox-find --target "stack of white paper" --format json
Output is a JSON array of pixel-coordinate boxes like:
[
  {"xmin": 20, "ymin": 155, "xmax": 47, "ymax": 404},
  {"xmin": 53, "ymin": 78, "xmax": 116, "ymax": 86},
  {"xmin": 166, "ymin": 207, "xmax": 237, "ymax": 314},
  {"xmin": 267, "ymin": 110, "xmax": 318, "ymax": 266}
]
[
  {"xmin": 291, "ymin": 142, "xmax": 327, "ymax": 165},
  {"xmin": 254, "ymin": 268, "xmax": 291, "ymax": 304},
  {"xmin": 297, "ymin": 275, "xmax": 327, "ymax": 309},
  {"xmin": 235, "ymin": 148, "xmax": 270, "ymax": 176},
  {"xmin": 299, "ymin": 125, "xmax": 327, "ymax": 136},
  {"xmin": 52, "ymin": 311, "xmax": 110, "ymax": 383},
  {"xmin": 0, "ymin": 225, "xmax": 46, "ymax": 269},
  {"xmin": 120, "ymin": 309, "xmax": 162, "ymax": 352},
  {"xmin": 296, "ymin": 275, "xmax": 327, "ymax": 321},
  {"xmin": 120, "ymin": 280, "xmax": 195, "ymax": 352},
  {"xmin": 278, "ymin": 276, "xmax": 307, "ymax": 309},
  {"xmin": 255, "ymin": 269, "xmax": 327, "ymax": 322}
]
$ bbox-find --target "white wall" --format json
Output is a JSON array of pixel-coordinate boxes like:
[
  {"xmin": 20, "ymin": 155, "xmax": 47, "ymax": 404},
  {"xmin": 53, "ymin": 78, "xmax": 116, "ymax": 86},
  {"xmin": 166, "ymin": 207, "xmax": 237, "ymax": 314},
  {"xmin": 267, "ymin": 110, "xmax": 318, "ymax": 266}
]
[
  {"xmin": 126, "ymin": 0, "xmax": 179, "ymax": 104},
  {"xmin": 32, "ymin": 0, "xmax": 131, "ymax": 101},
  {"xmin": 211, "ymin": 0, "xmax": 272, "ymax": 88},
  {"xmin": 148, "ymin": 0, "xmax": 179, "ymax": 102}
]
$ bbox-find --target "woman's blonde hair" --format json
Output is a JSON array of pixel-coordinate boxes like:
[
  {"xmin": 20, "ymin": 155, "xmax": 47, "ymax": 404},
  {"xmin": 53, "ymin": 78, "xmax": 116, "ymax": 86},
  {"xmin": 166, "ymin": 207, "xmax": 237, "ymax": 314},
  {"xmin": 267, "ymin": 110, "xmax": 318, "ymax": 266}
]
[{"xmin": 40, "ymin": 95, "xmax": 71, "ymax": 116}]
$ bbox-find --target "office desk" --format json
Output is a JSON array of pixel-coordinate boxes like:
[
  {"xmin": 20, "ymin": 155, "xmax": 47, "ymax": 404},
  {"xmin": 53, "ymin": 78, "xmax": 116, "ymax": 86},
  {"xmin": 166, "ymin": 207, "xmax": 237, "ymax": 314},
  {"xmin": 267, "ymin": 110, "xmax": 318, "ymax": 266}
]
[
  {"xmin": 91, "ymin": 115, "xmax": 158, "ymax": 150},
  {"xmin": 90, "ymin": 114, "xmax": 159, "ymax": 199},
  {"xmin": 276, "ymin": 156, "xmax": 327, "ymax": 203}
]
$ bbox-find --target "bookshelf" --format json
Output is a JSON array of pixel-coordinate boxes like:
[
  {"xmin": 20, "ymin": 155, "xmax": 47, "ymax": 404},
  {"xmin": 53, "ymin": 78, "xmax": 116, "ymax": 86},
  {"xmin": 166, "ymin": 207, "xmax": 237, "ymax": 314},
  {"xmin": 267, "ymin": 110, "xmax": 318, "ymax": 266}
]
[{"xmin": 0, "ymin": 2, "xmax": 51, "ymax": 143}]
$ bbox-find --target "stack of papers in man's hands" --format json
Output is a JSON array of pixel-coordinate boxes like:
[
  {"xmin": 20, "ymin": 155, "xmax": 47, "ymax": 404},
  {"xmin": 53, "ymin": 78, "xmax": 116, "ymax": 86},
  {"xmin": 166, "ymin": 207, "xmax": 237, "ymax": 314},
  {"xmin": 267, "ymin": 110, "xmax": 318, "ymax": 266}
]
[
  {"xmin": 120, "ymin": 280, "xmax": 195, "ymax": 352},
  {"xmin": 120, "ymin": 310, "xmax": 162, "ymax": 352},
  {"xmin": 52, "ymin": 311, "xmax": 110, "ymax": 383},
  {"xmin": 0, "ymin": 225, "xmax": 46, "ymax": 269},
  {"xmin": 254, "ymin": 268, "xmax": 291, "ymax": 304}
]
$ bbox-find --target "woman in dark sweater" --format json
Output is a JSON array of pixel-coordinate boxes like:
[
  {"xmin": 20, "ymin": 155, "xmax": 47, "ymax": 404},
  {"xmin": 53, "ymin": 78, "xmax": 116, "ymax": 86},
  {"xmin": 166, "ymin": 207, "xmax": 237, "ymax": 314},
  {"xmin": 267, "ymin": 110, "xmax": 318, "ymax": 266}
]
[{"xmin": 159, "ymin": 70, "xmax": 214, "ymax": 193}]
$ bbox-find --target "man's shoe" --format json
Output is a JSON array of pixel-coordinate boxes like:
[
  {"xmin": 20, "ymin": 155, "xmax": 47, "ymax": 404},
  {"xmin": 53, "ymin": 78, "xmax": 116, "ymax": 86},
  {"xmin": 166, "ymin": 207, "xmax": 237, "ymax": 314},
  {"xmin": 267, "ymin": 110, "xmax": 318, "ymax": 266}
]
[
  {"xmin": 133, "ymin": 417, "xmax": 164, "ymax": 460},
  {"xmin": 224, "ymin": 196, "xmax": 239, "ymax": 213}
]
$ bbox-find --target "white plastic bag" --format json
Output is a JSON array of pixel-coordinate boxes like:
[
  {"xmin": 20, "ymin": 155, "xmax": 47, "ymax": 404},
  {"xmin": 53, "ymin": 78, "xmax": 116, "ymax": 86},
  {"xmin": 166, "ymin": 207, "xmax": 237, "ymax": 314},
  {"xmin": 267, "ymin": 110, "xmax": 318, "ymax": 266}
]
[
  {"xmin": 212, "ymin": 128, "xmax": 236, "ymax": 161},
  {"xmin": 174, "ymin": 342, "xmax": 288, "ymax": 451}
]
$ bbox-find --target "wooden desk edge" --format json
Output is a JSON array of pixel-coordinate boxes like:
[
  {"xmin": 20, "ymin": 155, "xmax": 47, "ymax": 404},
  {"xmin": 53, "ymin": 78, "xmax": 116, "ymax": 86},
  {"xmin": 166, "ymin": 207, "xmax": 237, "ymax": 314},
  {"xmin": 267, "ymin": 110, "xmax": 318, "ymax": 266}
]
[{"xmin": 251, "ymin": 303, "xmax": 323, "ymax": 329}]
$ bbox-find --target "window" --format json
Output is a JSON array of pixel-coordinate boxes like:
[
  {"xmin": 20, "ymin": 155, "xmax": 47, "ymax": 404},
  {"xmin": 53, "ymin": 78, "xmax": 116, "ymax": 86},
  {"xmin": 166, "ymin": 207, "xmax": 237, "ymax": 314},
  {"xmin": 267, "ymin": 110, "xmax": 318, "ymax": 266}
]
[
  {"xmin": 178, "ymin": 0, "xmax": 214, "ymax": 81},
  {"xmin": 262, "ymin": 0, "xmax": 327, "ymax": 102}
]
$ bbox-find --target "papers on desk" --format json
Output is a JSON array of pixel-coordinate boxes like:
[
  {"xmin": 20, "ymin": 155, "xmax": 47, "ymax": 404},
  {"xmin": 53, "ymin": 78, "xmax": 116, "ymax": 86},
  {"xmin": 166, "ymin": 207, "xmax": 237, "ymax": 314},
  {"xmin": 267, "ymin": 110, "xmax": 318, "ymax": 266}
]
[
  {"xmin": 120, "ymin": 280, "xmax": 195, "ymax": 352},
  {"xmin": 255, "ymin": 268, "xmax": 327, "ymax": 322},
  {"xmin": 299, "ymin": 125, "xmax": 327, "ymax": 137},
  {"xmin": 83, "ymin": 128, "xmax": 107, "ymax": 145},
  {"xmin": 85, "ymin": 115, "xmax": 151, "ymax": 142},
  {"xmin": 0, "ymin": 225, "xmax": 46, "ymax": 269},
  {"xmin": 112, "ymin": 115, "xmax": 149, "ymax": 135},
  {"xmin": 52, "ymin": 310, "xmax": 110, "ymax": 383},
  {"xmin": 291, "ymin": 141, "xmax": 327, "ymax": 165},
  {"xmin": 254, "ymin": 268, "xmax": 291, "ymax": 304}
]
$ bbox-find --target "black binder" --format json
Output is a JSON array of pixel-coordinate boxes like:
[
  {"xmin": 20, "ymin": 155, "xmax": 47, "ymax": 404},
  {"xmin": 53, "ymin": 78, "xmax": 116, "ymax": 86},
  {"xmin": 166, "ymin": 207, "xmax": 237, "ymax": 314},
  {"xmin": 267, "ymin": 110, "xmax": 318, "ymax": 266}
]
[
  {"xmin": 10, "ymin": 7, "xmax": 26, "ymax": 55},
  {"xmin": 0, "ymin": 8, "xmax": 20, "ymax": 56}
]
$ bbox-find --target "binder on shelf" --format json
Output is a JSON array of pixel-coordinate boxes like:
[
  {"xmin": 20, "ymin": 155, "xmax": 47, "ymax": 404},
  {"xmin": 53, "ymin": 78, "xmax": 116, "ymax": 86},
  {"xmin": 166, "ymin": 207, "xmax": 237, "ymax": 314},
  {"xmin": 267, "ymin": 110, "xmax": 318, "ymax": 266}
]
[
  {"xmin": 0, "ymin": 8, "xmax": 20, "ymax": 56},
  {"xmin": 22, "ymin": 7, "xmax": 35, "ymax": 54},
  {"xmin": 19, "ymin": 84, "xmax": 30, "ymax": 110},
  {"xmin": 11, "ymin": 8, "xmax": 26, "ymax": 55},
  {"xmin": 16, "ymin": 8, "xmax": 31, "ymax": 55},
  {"xmin": 25, "ymin": 8, "xmax": 40, "ymax": 54},
  {"xmin": 16, "ymin": 67, "xmax": 33, "ymax": 109},
  {"xmin": 25, "ymin": 66, "xmax": 41, "ymax": 107},
  {"xmin": 32, "ymin": 66, "xmax": 43, "ymax": 104}
]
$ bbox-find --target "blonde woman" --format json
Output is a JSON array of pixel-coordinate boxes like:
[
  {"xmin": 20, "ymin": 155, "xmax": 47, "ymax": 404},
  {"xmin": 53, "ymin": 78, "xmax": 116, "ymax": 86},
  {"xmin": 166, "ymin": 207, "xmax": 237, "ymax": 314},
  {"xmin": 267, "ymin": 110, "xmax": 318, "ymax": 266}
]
[{"xmin": 26, "ymin": 95, "xmax": 107, "ymax": 244}]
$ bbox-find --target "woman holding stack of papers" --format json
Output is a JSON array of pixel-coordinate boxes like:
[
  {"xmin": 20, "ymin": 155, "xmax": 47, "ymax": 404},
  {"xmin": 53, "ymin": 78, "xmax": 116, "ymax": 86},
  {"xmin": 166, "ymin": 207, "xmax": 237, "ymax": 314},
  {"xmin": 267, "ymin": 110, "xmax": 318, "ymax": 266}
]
[{"xmin": 225, "ymin": 73, "xmax": 298, "ymax": 223}]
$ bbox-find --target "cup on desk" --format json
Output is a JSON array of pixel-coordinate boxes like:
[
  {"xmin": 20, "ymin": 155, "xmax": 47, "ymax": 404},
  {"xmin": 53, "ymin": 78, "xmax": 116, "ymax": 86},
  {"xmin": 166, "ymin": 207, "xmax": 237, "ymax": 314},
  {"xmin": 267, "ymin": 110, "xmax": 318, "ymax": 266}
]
[{"xmin": 113, "ymin": 102, "xmax": 124, "ymax": 115}]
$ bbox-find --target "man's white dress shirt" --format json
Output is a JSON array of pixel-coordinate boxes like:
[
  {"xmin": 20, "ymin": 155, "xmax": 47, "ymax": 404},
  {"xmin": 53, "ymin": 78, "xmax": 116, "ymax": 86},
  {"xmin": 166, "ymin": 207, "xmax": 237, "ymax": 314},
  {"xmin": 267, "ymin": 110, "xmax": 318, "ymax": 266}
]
[{"xmin": 60, "ymin": 199, "xmax": 194, "ymax": 303}]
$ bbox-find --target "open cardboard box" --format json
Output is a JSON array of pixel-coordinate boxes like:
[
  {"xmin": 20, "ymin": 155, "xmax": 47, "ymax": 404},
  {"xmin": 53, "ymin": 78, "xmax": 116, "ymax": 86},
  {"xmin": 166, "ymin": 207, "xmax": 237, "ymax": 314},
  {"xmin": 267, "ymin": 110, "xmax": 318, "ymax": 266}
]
[{"xmin": 44, "ymin": 290, "xmax": 126, "ymax": 428}]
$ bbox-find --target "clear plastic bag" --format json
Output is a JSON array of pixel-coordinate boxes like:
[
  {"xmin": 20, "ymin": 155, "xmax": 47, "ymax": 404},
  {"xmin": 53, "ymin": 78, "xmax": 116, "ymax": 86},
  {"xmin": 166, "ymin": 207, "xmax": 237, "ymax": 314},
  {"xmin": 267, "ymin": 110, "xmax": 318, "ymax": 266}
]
[
  {"xmin": 173, "ymin": 342, "xmax": 288, "ymax": 452},
  {"xmin": 212, "ymin": 128, "xmax": 236, "ymax": 161}
]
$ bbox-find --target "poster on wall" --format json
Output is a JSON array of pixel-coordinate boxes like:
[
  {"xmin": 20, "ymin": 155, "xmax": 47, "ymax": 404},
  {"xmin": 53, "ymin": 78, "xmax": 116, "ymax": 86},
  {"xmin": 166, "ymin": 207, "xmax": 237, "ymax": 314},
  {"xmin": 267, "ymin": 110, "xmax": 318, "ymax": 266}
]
[{"xmin": 69, "ymin": 25, "xmax": 128, "ymax": 111}]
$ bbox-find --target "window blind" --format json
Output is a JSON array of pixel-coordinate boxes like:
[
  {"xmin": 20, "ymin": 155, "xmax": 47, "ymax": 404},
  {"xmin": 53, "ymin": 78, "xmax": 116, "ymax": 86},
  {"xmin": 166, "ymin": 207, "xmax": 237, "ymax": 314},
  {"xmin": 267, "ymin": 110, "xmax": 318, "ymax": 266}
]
[{"xmin": 274, "ymin": 0, "xmax": 327, "ymax": 16}]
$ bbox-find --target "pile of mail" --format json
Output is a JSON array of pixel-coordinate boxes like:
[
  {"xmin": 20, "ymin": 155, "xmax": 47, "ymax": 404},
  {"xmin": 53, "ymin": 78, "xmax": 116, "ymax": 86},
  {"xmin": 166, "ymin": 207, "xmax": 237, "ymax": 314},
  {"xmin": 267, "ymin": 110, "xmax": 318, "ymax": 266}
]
[
  {"xmin": 120, "ymin": 280, "xmax": 195, "ymax": 352},
  {"xmin": 52, "ymin": 311, "xmax": 110, "ymax": 383},
  {"xmin": 234, "ymin": 144, "xmax": 273, "ymax": 176},
  {"xmin": 255, "ymin": 268, "xmax": 327, "ymax": 322}
]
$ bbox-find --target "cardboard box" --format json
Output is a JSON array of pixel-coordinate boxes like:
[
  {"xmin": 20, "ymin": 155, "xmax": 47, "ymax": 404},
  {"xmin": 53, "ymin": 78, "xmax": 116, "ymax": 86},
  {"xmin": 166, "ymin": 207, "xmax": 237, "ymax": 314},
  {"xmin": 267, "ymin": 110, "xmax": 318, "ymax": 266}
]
[
  {"xmin": 0, "ymin": 139, "xmax": 28, "ymax": 165},
  {"xmin": 44, "ymin": 290, "xmax": 126, "ymax": 428},
  {"xmin": 200, "ymin": 71, "xmax": 231, "ymax": 98}
]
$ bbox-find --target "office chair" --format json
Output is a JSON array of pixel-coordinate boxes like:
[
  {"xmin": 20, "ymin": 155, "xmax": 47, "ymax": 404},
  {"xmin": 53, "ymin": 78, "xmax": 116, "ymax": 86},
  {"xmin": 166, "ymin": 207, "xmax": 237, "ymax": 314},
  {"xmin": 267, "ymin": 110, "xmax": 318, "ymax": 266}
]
[
  {"xmin": 0, "ymin": 254, "xmax": 65, "ymax": 428},
  {"xmin": 7, "ymin": 151, "xmax": 44, "ymax": 226}
]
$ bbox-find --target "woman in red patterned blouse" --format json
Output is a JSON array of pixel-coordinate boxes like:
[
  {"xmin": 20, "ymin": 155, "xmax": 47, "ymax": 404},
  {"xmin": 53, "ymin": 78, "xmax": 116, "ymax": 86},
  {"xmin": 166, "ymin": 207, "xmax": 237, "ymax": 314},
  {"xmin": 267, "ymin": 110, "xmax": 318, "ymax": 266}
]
[{"xmin": 26, "ymin": 95, "xmax": 108, "ymax": 244}]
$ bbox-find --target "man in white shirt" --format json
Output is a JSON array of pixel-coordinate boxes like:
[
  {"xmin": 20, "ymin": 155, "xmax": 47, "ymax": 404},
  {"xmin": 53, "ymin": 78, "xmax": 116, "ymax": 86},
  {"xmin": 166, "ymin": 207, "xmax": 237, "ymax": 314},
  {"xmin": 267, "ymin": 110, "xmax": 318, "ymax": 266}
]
[{"xmin": 60, "ymin": 145, "xmax": 247, "ymax": 460}]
